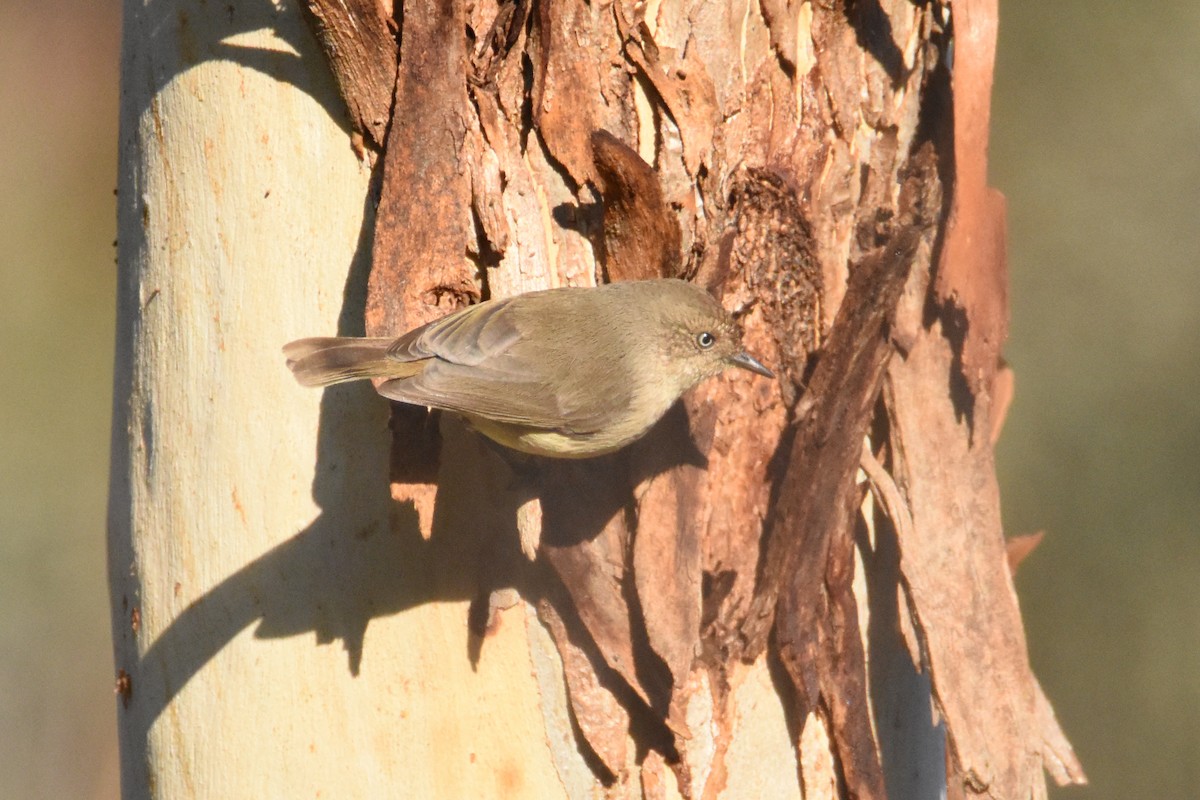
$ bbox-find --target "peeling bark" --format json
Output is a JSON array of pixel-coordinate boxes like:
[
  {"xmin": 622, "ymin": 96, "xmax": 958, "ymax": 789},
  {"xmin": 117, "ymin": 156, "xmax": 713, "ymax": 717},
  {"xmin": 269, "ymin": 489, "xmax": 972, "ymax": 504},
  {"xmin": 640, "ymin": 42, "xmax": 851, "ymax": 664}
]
[
  {"xmin": 370, "ymin": 0, "xmax": 479, "ymax": 537},
  {"xmin": 204, "ymin": 0, "xmax": 1089, "ymax": 796},
  {"xmin": 885, "ymin": 304, "xmax": 1080, "ymax": 797},
  {"xmin": 592, "ymin": 130, "xmax": 682, "ymax": 281},
  {"xmin": 297, "ymin": 0, "xmax": 397, "ymax": 151},
  {"xmin": 934, "ymin": 0, "xmax": 1010, "ymax": 405}
]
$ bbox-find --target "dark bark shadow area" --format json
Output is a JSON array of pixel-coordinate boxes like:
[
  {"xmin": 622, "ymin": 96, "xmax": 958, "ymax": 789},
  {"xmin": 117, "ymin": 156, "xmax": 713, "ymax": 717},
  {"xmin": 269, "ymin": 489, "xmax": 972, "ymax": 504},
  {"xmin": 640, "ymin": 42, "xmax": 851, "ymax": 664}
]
[
  {"xmin": 124, "ymin": 152, "xmax": 497, "ymax": 743},
  {"xmin": 129, "ymin": 395, "xmax": 704, "ymax": 763},
  {"xmin": 526, "ymin": 404, "xmax": 711, "ymax": 772},
  {"xmin": 859, "ymin": 504, "xmax": 947, "ymax": 799}
]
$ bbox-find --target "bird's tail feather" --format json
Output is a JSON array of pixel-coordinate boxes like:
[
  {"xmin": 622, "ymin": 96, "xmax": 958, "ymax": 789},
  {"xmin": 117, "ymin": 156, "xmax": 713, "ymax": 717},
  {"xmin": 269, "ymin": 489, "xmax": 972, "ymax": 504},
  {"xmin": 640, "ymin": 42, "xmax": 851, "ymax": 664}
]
[{"xmin": 284, "ymin": 337, "xmax": 418, "ymax": 387}]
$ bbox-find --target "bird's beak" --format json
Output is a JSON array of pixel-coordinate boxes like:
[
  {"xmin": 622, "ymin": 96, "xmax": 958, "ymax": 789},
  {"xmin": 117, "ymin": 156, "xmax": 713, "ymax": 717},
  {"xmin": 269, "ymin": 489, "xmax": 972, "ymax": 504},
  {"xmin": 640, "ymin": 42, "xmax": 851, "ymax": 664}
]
[{"xmin": 729, "ymin": 351, "xmax": 775, "ymax": 378}]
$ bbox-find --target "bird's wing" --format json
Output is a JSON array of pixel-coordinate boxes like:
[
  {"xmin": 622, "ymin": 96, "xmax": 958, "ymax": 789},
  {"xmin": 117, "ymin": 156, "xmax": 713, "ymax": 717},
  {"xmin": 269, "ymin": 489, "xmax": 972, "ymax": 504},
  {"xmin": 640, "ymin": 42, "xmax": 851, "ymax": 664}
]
[
  {"xmin": 376, "ymin": 364, "xmax": 573, "ymax": 432},
  {"xmin": 378, "ymin": 298, "xmax": 628, "ymax": 433},
  {"xmin": 385, "ymin": 299, "xmax": 521, "ymax": 365}
]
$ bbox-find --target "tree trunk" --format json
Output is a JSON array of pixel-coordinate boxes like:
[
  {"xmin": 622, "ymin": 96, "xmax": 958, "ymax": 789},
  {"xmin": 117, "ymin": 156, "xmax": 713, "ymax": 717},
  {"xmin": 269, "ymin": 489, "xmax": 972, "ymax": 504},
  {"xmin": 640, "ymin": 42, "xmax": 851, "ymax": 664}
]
[{"xmin": 109, "ymin": 1, "xmax": 1084, "ymax": 798}]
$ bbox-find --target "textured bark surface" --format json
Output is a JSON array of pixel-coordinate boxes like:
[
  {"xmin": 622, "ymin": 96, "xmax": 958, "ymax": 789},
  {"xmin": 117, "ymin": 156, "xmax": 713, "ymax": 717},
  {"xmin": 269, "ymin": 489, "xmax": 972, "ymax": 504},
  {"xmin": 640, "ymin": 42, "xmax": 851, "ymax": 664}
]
[
  {"xmin": 111, "ymin": 0, "xmax": 1084, "ymax": 797},
  {"xmin": 297, "ymin": 0, "xmax": 398, "ymax": 150},
  {"xmin": 369, "ymin": 0, "xmax": 480, "ymax": 537}
]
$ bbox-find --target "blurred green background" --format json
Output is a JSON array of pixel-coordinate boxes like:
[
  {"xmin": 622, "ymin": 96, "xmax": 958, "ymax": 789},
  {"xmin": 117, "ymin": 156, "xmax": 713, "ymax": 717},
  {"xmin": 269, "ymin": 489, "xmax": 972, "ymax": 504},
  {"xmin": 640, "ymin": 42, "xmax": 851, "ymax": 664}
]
[
  {"xmin": 0, "ymin": 1, "xmax": 1194, "ymax": 798},
  {"xmin": 993, "ymin": 3, "xmax": 1200, "ymax": 798}
]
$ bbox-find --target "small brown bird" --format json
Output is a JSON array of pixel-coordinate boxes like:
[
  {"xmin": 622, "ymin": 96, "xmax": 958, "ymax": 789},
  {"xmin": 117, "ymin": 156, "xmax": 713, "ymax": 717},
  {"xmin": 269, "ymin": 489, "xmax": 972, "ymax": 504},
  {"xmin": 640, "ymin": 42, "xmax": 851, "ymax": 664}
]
[{"xmin": 284, "ymin": 279, "xmax": 773, "ymax": 458}]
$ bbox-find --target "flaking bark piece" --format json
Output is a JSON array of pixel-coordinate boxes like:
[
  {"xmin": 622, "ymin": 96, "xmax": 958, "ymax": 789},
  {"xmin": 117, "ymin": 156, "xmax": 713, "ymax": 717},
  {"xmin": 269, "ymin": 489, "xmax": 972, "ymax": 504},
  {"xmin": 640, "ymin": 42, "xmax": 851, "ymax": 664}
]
[
  {"xmin": 369, "ymin": 0, "xmax": 479, "ymax": 537},
  {"xmin": 760, "ymin": 214, "xmax": 922, "ymax": 799},
  {"xmin": 591, "ymin": 130, "xmax": 682, "ymax": 282},
  {"xmin": 935, "ymin": 0, "xmax": 1009, "ymax": 406},
  {"xmin": 747, "ymin": 153, "xmax": 939, "ymax": 794},
  {"xmin": 538, "ymin": 458, "xmax": 674, "ymax": 722},
  {"xmin": 820, "ymin": 544, "xmax": 887, "ymax": 800},
  {"xmin": 738, "ymin": 201, "xmax": 923, "ymax": 661},
  {"xmin": 776, "ymin": 485, "xmax": 886, "ymax": 800},
  {"xmin": 886, "ymin": 311, "xmax": 1086, "ymax": 795},
  {"xmin": 297, "ymin": 0, "xmax": 397, "ymax": 151},
  {"xmin": 529, "ymin": 0, "xmax": 601, "ymax": 186},
  {"xmin": 617, "ymin": 17, "xmax": 720, "ymax": 181},
  {"xmin": 537, "ymin": 597, "xmax": 630, "ymax": 780},
  {"xmin": 759, "ymin": 0, "xmax": 799, "ymax": 73},
  {"xmin": 1005, "ymin": 531, "xmax": 1044, "ymax": 576},
  {"xmin": 625, "ymin": 406, "xmax": 707, "ymax": 749}
]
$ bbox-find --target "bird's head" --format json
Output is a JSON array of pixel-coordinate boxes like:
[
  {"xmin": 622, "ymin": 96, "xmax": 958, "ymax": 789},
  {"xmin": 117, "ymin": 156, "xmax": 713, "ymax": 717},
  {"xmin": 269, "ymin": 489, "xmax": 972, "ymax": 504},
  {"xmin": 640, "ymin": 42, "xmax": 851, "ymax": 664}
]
[{"xmin": 650, "ymin": 281, "xmax": 774, "ymax": 392}]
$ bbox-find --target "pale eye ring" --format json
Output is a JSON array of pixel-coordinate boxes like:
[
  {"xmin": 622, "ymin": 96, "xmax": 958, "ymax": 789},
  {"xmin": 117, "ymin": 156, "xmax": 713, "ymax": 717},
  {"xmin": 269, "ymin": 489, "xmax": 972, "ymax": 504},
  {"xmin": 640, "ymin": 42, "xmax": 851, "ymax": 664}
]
[{"xmin": 696, "ymin": 331, "xmax": 716, "ymax": 349}]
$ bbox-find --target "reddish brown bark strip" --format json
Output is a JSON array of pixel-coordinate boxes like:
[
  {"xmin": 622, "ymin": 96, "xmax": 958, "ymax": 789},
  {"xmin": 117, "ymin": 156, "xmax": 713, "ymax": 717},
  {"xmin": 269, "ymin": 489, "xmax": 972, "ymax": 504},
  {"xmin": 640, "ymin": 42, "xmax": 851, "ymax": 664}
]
[
  {"xmin": 368, "ymin": 0, "xmax": 477, "ymax": 335},
  {"xmin": 538, "ymin": 458, "xmax": 668, "ymax": 716},
  {"xmin": 626, "ymin": 408, "xmax": 707, "ymax": 744},
  {"xmin": 297, "ymin": 0, "xmax": 398, "ymax": 150},
  {"xmin": 934, "ymin": 0, "xmax": 1009, "ymax": 402},
  {"xmin": 591, "ymin": 130, "xmax": 682, "ymax": 281},
  {"xmin": 776, "ymin": 488, "xmax": 887, "ymax": 800},
  {"xmin": 529, "ymin": 0, "xmax": 601, "ymax": 186},
  {"xmin": 537, "ymin": 597, "xmax": 630, "ymax": 779},
  {"xmin": 764, "ymin": 187, "xmax": 931, "ymax": 797},
  {"xmin": 369, "ymin": 0, "xmax": 478, "ymax": 535},
  {"xmin": 878, "ymin": 7, "xmax": 1085, "ymax": 793},
  {"xmin": 821, "ymin": 572, "xmax": 887, "ymax": 800},
  {"xmin": 739, "ymin": 214, "xmax": 922, "ymax": 661},
  {"xmin": 886, "ymin": 319, "xmax": 1086, "ymax": 795}
]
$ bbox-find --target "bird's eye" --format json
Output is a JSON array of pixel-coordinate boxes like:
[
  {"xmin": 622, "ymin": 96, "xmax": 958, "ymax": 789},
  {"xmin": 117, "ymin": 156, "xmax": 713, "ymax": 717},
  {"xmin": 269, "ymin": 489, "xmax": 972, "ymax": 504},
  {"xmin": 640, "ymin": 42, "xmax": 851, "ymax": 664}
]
[{"xmin": 696, "ymin": 331, "xmax": 716, "ymax": 349}]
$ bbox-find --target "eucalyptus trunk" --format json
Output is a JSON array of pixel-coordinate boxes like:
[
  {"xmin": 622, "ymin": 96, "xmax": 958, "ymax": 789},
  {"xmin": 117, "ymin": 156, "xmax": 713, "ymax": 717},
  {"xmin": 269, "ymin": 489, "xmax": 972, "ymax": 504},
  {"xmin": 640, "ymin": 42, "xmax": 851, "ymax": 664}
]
[{"xmin": 109, "ymin": 1, "xmax": 1083, "ymax": 798}]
